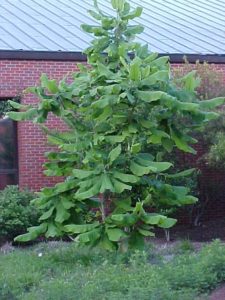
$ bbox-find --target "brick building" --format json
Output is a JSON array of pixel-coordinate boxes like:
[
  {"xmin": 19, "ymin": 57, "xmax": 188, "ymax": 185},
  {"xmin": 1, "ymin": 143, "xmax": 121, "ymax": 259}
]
[{"xmin": 0, "ymin": 0, "xmax": 225, "ymax": 223}]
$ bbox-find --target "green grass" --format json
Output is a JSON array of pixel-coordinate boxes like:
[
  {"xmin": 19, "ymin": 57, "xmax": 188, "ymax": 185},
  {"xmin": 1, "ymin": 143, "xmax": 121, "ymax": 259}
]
[{"xmin": 1, "ymin": 240, "xmax": 225, "ymax": 299}]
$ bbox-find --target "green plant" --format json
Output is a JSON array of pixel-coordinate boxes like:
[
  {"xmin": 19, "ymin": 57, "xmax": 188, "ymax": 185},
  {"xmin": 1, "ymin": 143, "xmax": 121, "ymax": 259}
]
[
  {"xmin": 0, "ymin": 97, "xmax": 19, "ymax": 118},
  {"xmin": 175, "ymin": 239, "xmax": 195, "ymax": 254},
  {"xmin": 174, "ymin": 59, "xmax": 225, "ymax": 225},
  {"xmin": 173, "ymin": 58, "xmax": 225, "ymax": 100},
  {"xmin": 1, "ymin": 240, "xmax": 225, "ymax": 299},
  {"xmin": 8, "ymin": 0, "xmax": 225, "ymax": 250},
  {"xmin": 0, "ymin": 185, "xmax": 40, "ymax": 242},
  {"xmin": 0, "ymin": 101, "xmax": 12, "ymax": 118}
]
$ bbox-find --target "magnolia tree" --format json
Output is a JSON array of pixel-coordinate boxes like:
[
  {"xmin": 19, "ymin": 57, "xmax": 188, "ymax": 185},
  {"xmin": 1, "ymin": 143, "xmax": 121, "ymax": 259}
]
[{"xmin": 8, "ymin": 0, "xmax": 225, "ymax": 250}]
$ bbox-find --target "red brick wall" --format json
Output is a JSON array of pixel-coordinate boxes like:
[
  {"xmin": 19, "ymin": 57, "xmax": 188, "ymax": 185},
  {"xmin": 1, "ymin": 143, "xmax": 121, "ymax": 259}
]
[
  {"xmin": 0, "ymin": 59, "xmax": 225, "ymax": 201},
  {"xmin": 0, "ymin": 60, "xmax": 78, "ymax": 190}
]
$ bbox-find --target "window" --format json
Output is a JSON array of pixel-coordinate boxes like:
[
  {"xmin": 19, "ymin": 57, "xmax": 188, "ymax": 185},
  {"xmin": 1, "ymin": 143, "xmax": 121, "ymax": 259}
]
[{"xmin": 0, "ymin": 99, "xmax": 18, "ymax": 189}]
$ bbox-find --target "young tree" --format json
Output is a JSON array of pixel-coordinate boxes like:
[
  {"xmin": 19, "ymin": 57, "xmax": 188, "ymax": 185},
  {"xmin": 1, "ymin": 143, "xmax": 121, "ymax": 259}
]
[{"xmin": 8, "ymin": 0, "xmax": 225, "ymax": 250}]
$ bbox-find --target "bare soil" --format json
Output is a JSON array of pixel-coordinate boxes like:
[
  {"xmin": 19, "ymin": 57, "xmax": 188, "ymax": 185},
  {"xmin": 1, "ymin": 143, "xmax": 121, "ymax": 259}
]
[
  {"xmin": 209, "ymin": 284, "xmax": 225, "ymax": 300},
  {"xmin": 156, "ymin": 217, "xmax": 225, "ymax": 242}
]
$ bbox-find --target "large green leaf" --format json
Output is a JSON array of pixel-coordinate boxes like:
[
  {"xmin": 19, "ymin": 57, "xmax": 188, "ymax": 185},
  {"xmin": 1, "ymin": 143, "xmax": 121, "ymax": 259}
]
[
  {"xmin": 72, "ymin": 169, "xmax": 96, "ymax": 179},
  {"xmin": 88, "ymin": 9, "xmax": 102, "ymax": 20},
  {"xmin": 14, "ymin": 223, "xmax": 47, "ymax": 242},
  {"xmin": 170, "ymin": 129, "xmax": 196, "ymax": 154},
  {"xmin": 149, "ymin": 56, "xmax": 169, "ymax": 67},
  {"xmin": 113, "ymin": 171, "xmax": 139, "ymax": 183},
  {"xmin": 54, "ymin": 181, "xmax": 78, "ymax": 194},
  {"xmin": 147, "ymin": 161, "xmax": 173, "ymax": 173},
  {"xmin": 180, "ymin": 71, "xmax": 200, "ymax": 92},
  {"xmin": 39, "ymin": 207, "xmax": 55, "ymax": 221},
  {"xmin": 41, "ymin": 74, "xmax": 59, "ymax": 93},
  {"xmin": 55, "ymin": 202, "xmax": 70, "ymax": 223},
  {"xmin": 136, "ymin": 91, "xmax": 164, "ymax": 103},
  {"xmin": 76, "ymin": 181, "xmax": 101, "ymax": 200},
  {"xmin": 162, "ymin": 138, "xmax": 174, "ymax": 152},
  {"xmin": 176, "ymin": 101, "xmax": 199, "ymax": 112},
  {"xmin": 46, "ymin": 223, "xmax": 62, "ymax": 238},
  {"xmin": 129, "ymin": 57, "xmax": 142, "ymax": 81},
  {"xmin": 75, "ymin": 228, "xmax": 101, "ymax": 244},
  {"xmin": 64, "ymin": 222, "xmax": 100, "ymax": 234},
  {"xmin": 122, "ymin": 7, "xmax": 143, "ymax": 20},
  {"xmin": 62, "ymin": 199, "xmax": 75, "ymax": 209},
  {"xmin": 125, "ymin": 25, "xmax": 144, "ymax": 37},
  {"xmin": 148, "ymin": 130, "xmax": 170, "ymax": 144},
  {"xmin": 111, "ymin": 0, "xmax": 125, "ymax": 11},
  {"xmin": 91, "ymin": 95, "xmax": 117, "ymax": 109},
  {"xmin": 113, "ymin": 198, "xmax": 132, "ymax": 212},
  {"xmin": 106, "ymin": 228, "xmax": 127, "ymax": 241},
  {"xmin": 112, "ymin": 178, "xmax": 132, "ymax": 193},
  {"xmin": 128, "ymin": 231, "xmax": 145, "ymax": 250},
  {"xmin": 130, "ymin": 161, "xmax": 153, "ymax": 176},
  {"xmin": 137, "ymin": 228, "xmax": 155, "ymax": 237},
  {"xmin": 100, "ymin": 174, "xmax": 115, "ymax": 193},
  {"xmin": 110, "ymin": 213, "xmax": 138, "ymax": 226},
  {"xmin": 141, "ymin": 213, "xmax": 162, "ymax": 225},
  {"xmin": 200, "ymin": 97, "xmax": 225, "ymax": 110},
  {"xmin": 158, "ymin": 217, "xmax": 177, "ymax": 228},
  {"xmin": 141, "ymin": 70, "xmax": 169, "ymax": 86},
  {"xmin": 108, "ymin": 144, "xmax": 122, "ymax": 164},
  {"xmin": 166, "ymin": 168, "xmax": 195, "ymax": 179},
  {"xmin": 141, "ymin": 214, "xmax": 176, "ymax": 228},
  {"xmin": 105, "ymin": 135, "xmax": 126, "ymax": 144},
  {"xmin": 144, "ymin": 52, "xmax": 158, "ymax": 63},
  {"xmin": 100, "ymin": 235, "xmax": 117, "ymax": 251},
  {"xmin": 8, "ymin": 100, "xmax": 30, "ymax": 110},
  {"xmin": 7, "ymin": 108, "xmax": 37, "ymax": 121}
]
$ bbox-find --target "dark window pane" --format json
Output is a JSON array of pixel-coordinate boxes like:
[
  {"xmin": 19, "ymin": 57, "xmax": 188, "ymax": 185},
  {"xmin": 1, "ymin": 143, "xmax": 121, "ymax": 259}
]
[
  {"xmin": 0, "ymin": 173, "xmax": 17, "ymax": 189},
  {"xmin": 0, "ymin": 116, "xmax": 18, "ymax": 189}
]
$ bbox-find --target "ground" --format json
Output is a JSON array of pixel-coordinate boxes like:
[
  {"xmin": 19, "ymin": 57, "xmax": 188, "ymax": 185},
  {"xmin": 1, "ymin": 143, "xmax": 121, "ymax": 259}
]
[
  {"xmin": 2, "ymin": 218, "xmax": 225, "ymax": 299},
  {"xmin": 209, "ymin": 284, "xmax": 225, "ymax": 300},
  {"xmin": 1, "ymin": 239, "xmax": 225, "ymax": 299},
  {"xmin": 157, "ymin": 217, "xmax": 225, "ymax": 242}
]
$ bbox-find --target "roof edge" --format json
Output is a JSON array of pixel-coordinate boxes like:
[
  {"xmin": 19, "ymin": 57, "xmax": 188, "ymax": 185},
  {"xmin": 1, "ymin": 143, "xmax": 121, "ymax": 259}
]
[{"xmin": 0, "ymin": 50, "xmax": 225, "ymax": 64}]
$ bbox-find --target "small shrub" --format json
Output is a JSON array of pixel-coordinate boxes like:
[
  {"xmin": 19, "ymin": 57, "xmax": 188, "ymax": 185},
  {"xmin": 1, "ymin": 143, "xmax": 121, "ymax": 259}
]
[
  {"xmin": 175, "ymin": 239, "xmax": 195, "ymax": 254},
  {"xmin": 0, "ymin": 185, "xmax": 40, "ymax": 242},
  {"xmin": 173, "ymin": 58, "xmax": 225, "ymax": 100}
]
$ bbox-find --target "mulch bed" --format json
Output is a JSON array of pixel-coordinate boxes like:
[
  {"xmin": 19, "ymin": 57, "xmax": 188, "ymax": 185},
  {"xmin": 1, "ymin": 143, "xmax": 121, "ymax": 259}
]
[
  {"xmin": 156, "ymin": 217, "xmax": 225, "ymax": 242},
  {"xmin": 209, "ymin": 284, "xmax": 225, "ymax": 300}
]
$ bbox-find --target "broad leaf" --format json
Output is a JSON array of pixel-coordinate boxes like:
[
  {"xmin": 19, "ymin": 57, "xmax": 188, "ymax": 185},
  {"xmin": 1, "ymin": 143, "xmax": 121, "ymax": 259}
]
[
  {"xmin": 130, "ymin": 161, "xmax": 153, "ymax": 176},
  {"xmin": 110, "ymin": 213, "xmax": 138, "ymax": 226},
  {"xmin": 166, "ymin": 168, "xmax": 195, "ymax": 178},
  {"xmin": 112, "ymin": 178, "xmax": 132, "ymax": 193},
  {"xmin": 200, "ymin": 97, "xmax": 225, "ymax": 110},
  {"xmin": 7, "ymin": 108, "xmax": 37, "ymax": 121},
  {"xmin": 122, "ymin": 7, "xmax": 143, "ymax": 20},
  {"xmin": 158, "ymin": 217, "xmax": 177, "ymax": 228},
  {"xmin": 75, "ymin": 228, "xmax": 101, "ymax": 244},
  {"xmin": 14, "ymin": 223, "xmax": 47, "ymax": 242},
  {"xmin": 137, "ymin": 91, "xmax": 165, "ymax": 103},
  {"xmin": 113, "ymin": 171, "xmax": 139, "ymax": 183},
  {"xmin": 76, "ymin": 181, "xmax": 101, "ymax": 200},
  {"xmin": 100, "ymin": 174, "xmax": 114, "ymax": 193},
  {"xmin": 106, "ymin": 228, "xmax": 127, "ymax": 241},
  {"xmin": 137, "ymin": 228, "xmax": 155, "ymax": 237},
  {"xmin": 73, "ymin": 169, "xmax": 95, "ymax": 179},
  {"xmin": 108, "ymin": 145, "xmax": 122, "ymax": 164},
  {"xmin": 64, "ymin": 222, "xmax": 100, "ymax": 234}
]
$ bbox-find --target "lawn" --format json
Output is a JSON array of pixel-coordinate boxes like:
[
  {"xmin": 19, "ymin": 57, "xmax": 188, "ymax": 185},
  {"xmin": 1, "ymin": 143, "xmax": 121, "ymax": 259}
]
[{"xmin": 1, "ymin": 240, "xmax": 225, "ymax": 300}]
